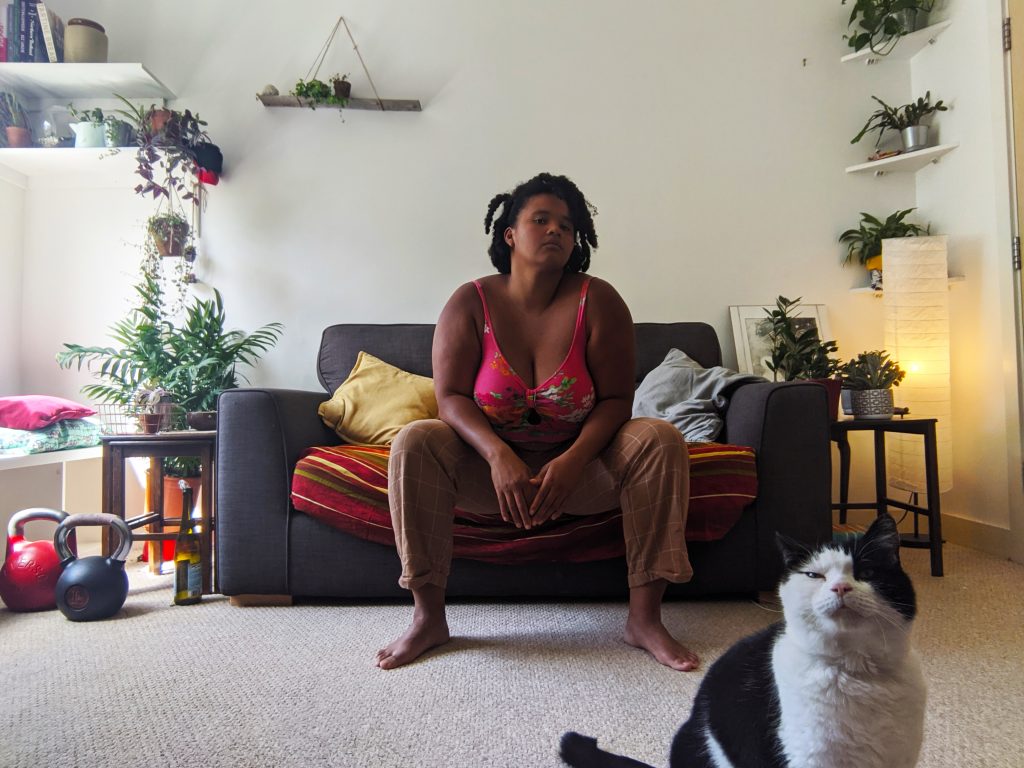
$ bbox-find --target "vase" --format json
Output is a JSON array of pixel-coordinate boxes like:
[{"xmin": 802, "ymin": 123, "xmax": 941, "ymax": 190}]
[
  {"xmin": 64, "ymin": 18, "xmax": 108, "ymax": 63},
  {"xmin": 70, "ymin": 121, "xmax": 106, "ymax": 148},
  {"xmin": 850, "ymin": 388, "xmax": 894, "ymax": 420},
  {"xmin": 901, "ymin": 125, "xmax": 929, "ymax": 152},
  {"xmin": 4, "ymin": 126, "xmax": 31, "ymax": 148}
]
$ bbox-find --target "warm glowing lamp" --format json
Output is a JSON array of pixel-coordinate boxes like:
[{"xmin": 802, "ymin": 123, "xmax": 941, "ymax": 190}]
[{"xmin": 882, "ymin": 235, "xmax": 953, "ymax": 493}]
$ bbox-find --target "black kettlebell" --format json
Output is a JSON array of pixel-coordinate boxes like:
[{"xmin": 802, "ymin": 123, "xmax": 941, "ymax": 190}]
[{"xmin": 53, "ymin": 513, "xmax": 132, "ymax": 622}]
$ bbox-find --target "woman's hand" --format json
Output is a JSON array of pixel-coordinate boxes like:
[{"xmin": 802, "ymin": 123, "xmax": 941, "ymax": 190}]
[
  {"xmin": 489, "ymin": 450, "xmax": 537, "ymax": 529},
  {"xmin": 528, "ymin": 452, "xmax": 587, "ymax": 526}
]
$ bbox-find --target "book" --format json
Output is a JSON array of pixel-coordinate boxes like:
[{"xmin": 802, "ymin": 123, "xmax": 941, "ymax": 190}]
[
  {"xmin": 0, "ymin": 2, "xmax": 8, "ymax": 63},
  {"xmin": 18, "ymin": 0, "xmax": 29, "ymax": 62},
  {"xmin": 25, "ymin": 0, "xmax": 35, "ymax": 60},
  {"xmin": 36, "ymin": 1, "xmax": 57, "ymax": 62}
]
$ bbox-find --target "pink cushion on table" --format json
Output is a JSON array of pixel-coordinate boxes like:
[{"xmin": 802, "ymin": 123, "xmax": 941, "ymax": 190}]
[{"xmin": 0, "ymin": 395, "xmax": 96, "ymax": 431}]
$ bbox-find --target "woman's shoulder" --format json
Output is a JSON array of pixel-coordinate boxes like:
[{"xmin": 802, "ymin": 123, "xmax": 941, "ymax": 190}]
[{"xmin": 582, "ymin": 276, "xmax": 632, "ymax": 325}]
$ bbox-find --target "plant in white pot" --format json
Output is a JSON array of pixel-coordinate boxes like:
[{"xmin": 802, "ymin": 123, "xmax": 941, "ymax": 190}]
[
  {"xmin": 842, "ymin": 0, "xmax": 936, "ymax": 56},
  {"xmin": 839, "ymin": 350, "xmax": 906, "ymax": 420}
]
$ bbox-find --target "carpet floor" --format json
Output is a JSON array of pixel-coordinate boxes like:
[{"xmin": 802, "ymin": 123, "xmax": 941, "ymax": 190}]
[{"xmin": 1, "ymin": 542, "xmax": 1021, "ymax": 767}]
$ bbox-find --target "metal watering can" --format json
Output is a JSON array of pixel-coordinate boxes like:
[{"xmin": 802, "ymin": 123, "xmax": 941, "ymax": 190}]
[{"xmin": 53, "ymin": 513, "xmax": 132, "ymax": 622}]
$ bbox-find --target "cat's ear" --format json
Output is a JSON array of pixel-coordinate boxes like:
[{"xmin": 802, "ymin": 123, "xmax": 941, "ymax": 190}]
[
  {"xmin": 776, "ymin": 532, "xmax": 813, "ymax": 571},
  {"xmin": 862, "ymin": 513, "xmax": 902, "ymax": 566}
]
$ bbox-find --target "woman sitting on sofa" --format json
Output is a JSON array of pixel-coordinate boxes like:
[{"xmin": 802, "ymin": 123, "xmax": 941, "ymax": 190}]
[{"xmin": 376, "ymin": 172, "xmax": 698, "ymax": 671}]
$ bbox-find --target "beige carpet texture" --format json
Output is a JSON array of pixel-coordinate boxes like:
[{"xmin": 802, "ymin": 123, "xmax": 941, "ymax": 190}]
[{"xmin": 1, "ymin": 542, "xmax": 1022, "ymax": 768}]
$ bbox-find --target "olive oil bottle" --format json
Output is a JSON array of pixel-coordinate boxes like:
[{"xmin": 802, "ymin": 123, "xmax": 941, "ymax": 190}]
[{"xmin": 173, "ymin": 480, "xmax": 202, "ymax": 605}]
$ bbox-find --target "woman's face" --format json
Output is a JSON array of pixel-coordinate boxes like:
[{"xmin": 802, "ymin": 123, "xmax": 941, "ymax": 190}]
[{"xmin": 505, "ymin": 194, "xmax": 575, "ymax": 272}]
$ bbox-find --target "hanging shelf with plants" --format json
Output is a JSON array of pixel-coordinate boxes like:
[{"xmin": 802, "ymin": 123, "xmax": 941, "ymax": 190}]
[{"xmin": 256, "ymin": 17, "xmax": 421, "ymax": 114}]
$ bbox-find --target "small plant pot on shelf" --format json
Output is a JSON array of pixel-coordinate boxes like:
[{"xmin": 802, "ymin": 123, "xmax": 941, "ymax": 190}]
[
  {"xmin": 4, "ymin": 126, "xmax": 31, "ymax": 148},
  {"xmin": 901, "ymin": 125, "xmax": 929, "ymax": 152},
  {"xmin": 850, "ymin": 388, "xmax": 894, "ymax": 420},
  {"xmin": 186, "ymin": 411, "xmax": 217, "ymax": 431},
  {"xmin": 333, "ymin": 79, "xmax": 352, "ymax": 99}
]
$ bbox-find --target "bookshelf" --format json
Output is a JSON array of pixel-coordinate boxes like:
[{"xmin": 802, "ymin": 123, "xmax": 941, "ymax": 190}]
[
  {"xmin": 0, "ymin": 62, "xmax": 175, "ymax": 108},
  {"xmin": 0, "ymin": 62, "xmax": 174, "ymax": 183}
]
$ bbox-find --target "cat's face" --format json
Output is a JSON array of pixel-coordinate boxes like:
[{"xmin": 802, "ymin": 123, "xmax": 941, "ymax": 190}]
[{"xmin": 776, "ymin": 515, "xmax": 916, "ymax": 642}]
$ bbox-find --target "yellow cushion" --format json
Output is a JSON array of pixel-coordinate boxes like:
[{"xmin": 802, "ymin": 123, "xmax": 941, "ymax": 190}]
[{"xmin": 317, "ymin": 351, "xmax": 438, "ymax": 446}]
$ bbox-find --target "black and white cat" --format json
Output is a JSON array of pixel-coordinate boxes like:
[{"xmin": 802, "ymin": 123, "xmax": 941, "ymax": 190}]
[{"xmin": 560, "ymin": 513, "xmax": 926, "ymax": 768}]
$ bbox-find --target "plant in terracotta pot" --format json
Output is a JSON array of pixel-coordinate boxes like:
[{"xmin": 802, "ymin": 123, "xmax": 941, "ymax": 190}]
[
  {"xmin": 842, "ymin": 0, "xmax": 936, "ymax": 55},
  {"xmin": 762, "ymin": 296, "xmax": 843, "ymax": 420},
  {"xmin": 330, "ymin": 73, "xmax": 351, "ymax": 100},
  {"xmin": 851, "ymin": 91, "xmax": 947, "ymax": 153},
  {"xmin": 147, "ymin": 211, "xmax": 191, "ymax": 258},
  {"xmin": 1, "ymin": 91, "xmax": 32, "ymax": 148},
  {"xmin": 838, "ymin": 208, "xmax": 930, "ymax": 287},
  {"xmin": 839, "ymin": 350, "xmax": 906, "ymax": 420}
]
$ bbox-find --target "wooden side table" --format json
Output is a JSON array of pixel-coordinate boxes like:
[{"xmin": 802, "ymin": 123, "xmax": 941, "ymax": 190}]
[
  {"xmin": 830, "ymin": 417, "xmax": 943, "ymax": 577},
  {"xmin": 100, "ymin": 431, "xmax": 216, "ymax": 593}
]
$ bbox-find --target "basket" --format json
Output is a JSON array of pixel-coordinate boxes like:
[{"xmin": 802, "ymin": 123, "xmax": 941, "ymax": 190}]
[{"xmin": 96, "ymin": 403, "xmax": 186, "ymax": 434}]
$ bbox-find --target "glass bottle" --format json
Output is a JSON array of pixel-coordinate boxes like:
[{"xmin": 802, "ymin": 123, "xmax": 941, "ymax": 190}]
[{"xmin": 173, "ymin": 481, "xmax": 202, "ymax": 605}]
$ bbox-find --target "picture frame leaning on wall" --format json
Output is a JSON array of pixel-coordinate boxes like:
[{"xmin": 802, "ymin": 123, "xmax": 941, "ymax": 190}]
[{"xmin": 728, "ymin": 303, "xmax": 832, "ymax": 379}]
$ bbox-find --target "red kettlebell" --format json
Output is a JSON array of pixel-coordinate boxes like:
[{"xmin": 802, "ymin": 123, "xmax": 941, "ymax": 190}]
[{"xmin": 0, "ymin": 508, "xmax": 73, "ymax": 612}]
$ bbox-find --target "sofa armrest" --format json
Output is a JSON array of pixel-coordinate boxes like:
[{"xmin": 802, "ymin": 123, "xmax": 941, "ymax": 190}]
[
  {"xmin": 215, "ymin": 388, "xmax": 339, "ymax": 595},
  {"xmin": 722, "ymin": 381, "xmax": 832, "ymax": 589}
]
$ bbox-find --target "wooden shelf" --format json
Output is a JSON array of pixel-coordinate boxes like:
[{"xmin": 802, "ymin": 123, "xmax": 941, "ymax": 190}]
[
  {"xmin": 840, "ymin": 19, "xmax": 952, "ymax": 65},
  {"xmin": 256, "ymin": 93, "xmax": 421, "ymax": 112},
  {"xmin": 0, "ymin": 63, "xmax": 175, "ymax": 108},
  {"xmin": 845, "ymin": 143, "xmax": 958, "ymax": 175}
]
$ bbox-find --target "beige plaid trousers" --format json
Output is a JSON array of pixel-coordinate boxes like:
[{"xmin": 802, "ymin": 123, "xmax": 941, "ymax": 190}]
[{"xmin": 387, "ymin": 417, "xmax": 692, "ymax": 590}]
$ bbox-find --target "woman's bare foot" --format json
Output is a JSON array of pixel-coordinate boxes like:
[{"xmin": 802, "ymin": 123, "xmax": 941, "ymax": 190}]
[
  {"xmin": 625, "ymin": 579, "xmax": 699, "ymax": 671},
  {"xmin": 624, "ymin": 617, "xmax": 699, "ymax": 672},
  {"xmin": 376, "ymin": 584, "xmax": 450, "ymax": 670},
  {"xmin": 376, "ymin": 615, "xmax": 451, "ymax": 670}
]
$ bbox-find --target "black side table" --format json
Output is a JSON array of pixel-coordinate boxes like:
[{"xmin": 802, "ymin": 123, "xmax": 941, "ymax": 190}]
[
  {"xmin": 100, "ymin": 431, "xmax": 216, "ymax": 593},
  {"xmin": 830, "ymin": 417, "xmax": 943, "ymax": 577}
]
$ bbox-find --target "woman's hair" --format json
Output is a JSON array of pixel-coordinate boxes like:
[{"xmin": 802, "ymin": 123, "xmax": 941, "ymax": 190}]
[{"xmin": 483, "ymin": 172, "xmax": 598, "ymax": 274}]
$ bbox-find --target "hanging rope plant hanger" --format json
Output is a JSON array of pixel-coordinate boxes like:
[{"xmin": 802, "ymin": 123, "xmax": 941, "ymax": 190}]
[{"xmin": 257, "ymin": 16, "xmax": 421, "ymax": 113}]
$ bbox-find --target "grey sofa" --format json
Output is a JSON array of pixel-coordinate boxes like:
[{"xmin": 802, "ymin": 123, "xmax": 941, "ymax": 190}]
[{"xmin": 216, "ymin": 322, "xmax": 831, "ymax": 602}]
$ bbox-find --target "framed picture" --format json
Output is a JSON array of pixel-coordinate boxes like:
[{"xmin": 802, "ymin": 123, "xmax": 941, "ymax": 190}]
[{"xmin": 729, "ymin": 303, "xmax": 832, "ymax": 378}]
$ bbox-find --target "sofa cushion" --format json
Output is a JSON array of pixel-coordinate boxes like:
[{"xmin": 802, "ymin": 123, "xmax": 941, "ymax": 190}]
[
  {"xmin": 317, "ymin": 352, "xmax": 438, "ymax": 446},
  {"xmin": 290, "ymin": 442, "xmax": 757, "ymax": 565},
  {"xmin": 0, "ymin": 395, "xmax": 96, "ymax": 430}
]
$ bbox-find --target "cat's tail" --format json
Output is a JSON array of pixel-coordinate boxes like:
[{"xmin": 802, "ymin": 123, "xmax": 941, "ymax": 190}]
[{"xmin": 559, "ymin": 732, "xmax": 657, "ymax": 768}]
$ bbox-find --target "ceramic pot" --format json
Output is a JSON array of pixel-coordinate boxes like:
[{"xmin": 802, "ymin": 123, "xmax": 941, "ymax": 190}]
[
  {"xmin": 186, "ymin": 411, "xmax": 217, "ymax": 431},
  {"xmin": 70, "ymin": 122, "xmax": 106, "ymax": 148},
  {"xmin": 64, "ymin": 18, "xmax": 108, "ymax": 63},
  {"xmin": 149, "ymin": 221, "xmax": 190, "ymax": 257},
  {"xmin": 850, "ymin": 388, "xmax": 894, "ymax": 420},
  {"xmin": 4, "ymin": 126, "xmax": 31, "ymax": 148},
  {"xmin": 104, "ymin": 121, "xmax": 133, "ymax": 147},
  {"xmin": 808, "ymin": 377, "xmax": 842, "ymax": 422},
  {"xmin": 333, "ymin": 79, "xmax": 352, "ymax": 99},
  {"xmin": 901, "ymin": 125, "xmax": 929, "ymax": 152}
]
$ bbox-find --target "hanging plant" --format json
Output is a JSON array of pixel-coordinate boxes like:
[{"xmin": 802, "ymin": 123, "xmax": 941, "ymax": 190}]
[{"xmin": 147, "ymin": 211, "xmax": 191, "ymax": 257}]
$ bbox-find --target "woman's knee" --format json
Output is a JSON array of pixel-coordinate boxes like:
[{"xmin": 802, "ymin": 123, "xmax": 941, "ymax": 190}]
[
  {"xmin": 391, "ymin": 419, "xmax": 459, "ymax": 454},
  {"xmin": 619, "ymin": 417, "xmax": 686, "ymax": 450}
]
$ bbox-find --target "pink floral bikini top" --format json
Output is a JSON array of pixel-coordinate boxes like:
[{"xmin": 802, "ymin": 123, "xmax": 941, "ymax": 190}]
[{"xmin": 472, "ymin": 278, "xmax": 596, "ymax": 445}]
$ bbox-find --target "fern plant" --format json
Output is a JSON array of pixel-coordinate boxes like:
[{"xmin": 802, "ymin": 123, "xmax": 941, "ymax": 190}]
[{"xmin": 56, "ymin": 275, "xmax": 283, "ymax": 412}]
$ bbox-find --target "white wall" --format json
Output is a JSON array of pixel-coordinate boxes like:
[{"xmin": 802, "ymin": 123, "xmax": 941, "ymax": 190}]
[{"xmin": 7, "ymin": 1, "xmax": 1022, "ymax": 556}]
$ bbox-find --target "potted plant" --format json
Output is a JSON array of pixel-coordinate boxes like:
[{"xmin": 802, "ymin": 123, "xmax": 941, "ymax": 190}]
[
  {"xmin": 839, "ymin": 350, "xmax": 906, "ymax": 419},
  {"xmin": 113, "ymin": 95, "xmax": 216, "ymax": 201},
  {"xmin": 56, "ymin": 273, "xmax": 284, "ymax": 423},
  {"xmin": 1, "ymin": 92, "xmax": 32, "ymax": 148},
  {"xmin": 842, "ymin": 0, "xmax": 936, "ymax": 55},
  {"xmin": 67, "ymin": 104, "xmax": 107, "ymax": 148},
  {"xmin": 330, "ymin": 73, "xmax": 351, "ymax": 100},
  {"xmin": 762, "ymin": 296, "xmax": 842, "ymax": 420},
  {"xmin": 148, "ymin": 211, "xmax": 191, "ymax": 257},
  {"xmin": 851, "ymin": 91, "xmax": 947, "ymax": 153},
  {"xmin": 103, "ymin": 114, "xmax": 134, "ymax": 148},
  {"xmin": 838, "ymin": 208, "xmax": 930, "ymax": 286}
]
